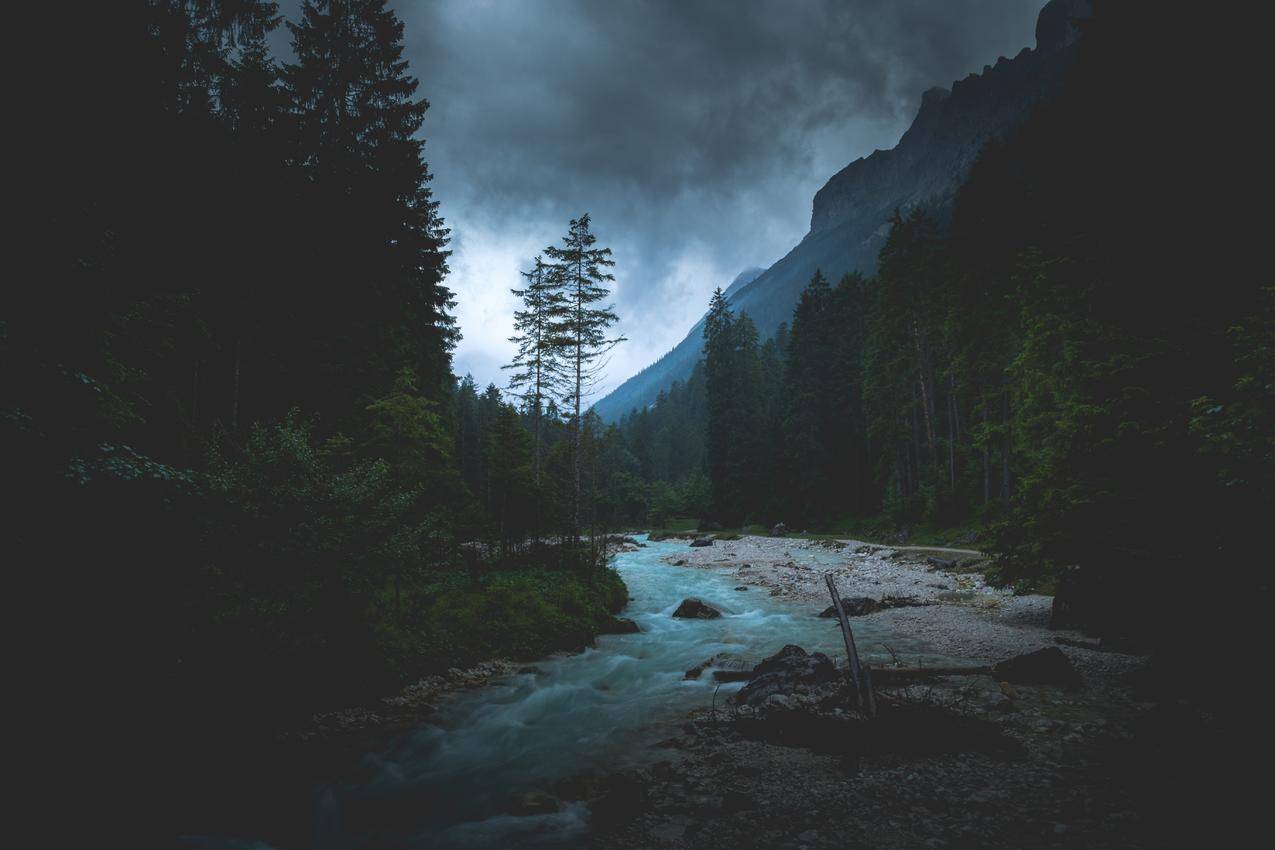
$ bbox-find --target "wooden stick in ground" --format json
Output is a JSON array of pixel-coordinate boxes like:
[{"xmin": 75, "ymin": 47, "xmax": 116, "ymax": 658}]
[{"xmin": 825, "ymin": 572, "xmax": 864, "ymax": 705}]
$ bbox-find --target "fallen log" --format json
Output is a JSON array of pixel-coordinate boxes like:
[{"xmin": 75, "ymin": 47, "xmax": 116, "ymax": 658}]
[{"xmin": 872, "ymin": 665, "xmax": 992, "ymax": 685}]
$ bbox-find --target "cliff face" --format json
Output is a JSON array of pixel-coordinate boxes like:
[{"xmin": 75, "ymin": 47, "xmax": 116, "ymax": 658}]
[{"xmin": 594, "ymin": 0, "xmax": 1091, "ymax": 422}]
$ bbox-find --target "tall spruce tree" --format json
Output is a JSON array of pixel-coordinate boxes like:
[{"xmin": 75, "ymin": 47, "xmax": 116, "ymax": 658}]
[
  {"xmin": 543, "ymin": 214, "xmax": 623, "ymax": 541},
  {"xmin": 702, "ymin": 289, "xmax": 763, "ymax": 524},
  {"xmin": 284, "ymin": 0, "xmax": 454, "ymax": 413},
  {"xmin": 784, "ymin": 269, "xmax": 837, "ymax": 524},
  {"xmin": 505, "ymin": 256, "xmax": 566, "ymax": 493}
]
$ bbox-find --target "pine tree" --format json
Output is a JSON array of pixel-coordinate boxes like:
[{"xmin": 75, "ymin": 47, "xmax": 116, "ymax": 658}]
[
  {"xmin": 505, "ymin": 256, "xmax": 567, "ymax": 493},
  {"xmin": 701, "ymin": 289, "xmax": 763, "ymax": 525},
  {"xmin": 703, "ymin": 288, "xmax": 736, "ymax": 522},
  {"xmin": 543, "ymin": 214, "xmax": 623, "ymax": 541},
  {"xmin": 486, "ymin": 403, "xmax": 535, "ymax": 560},
  {"xmin": 784, "ymin": 269, "xmax": 836, "ymax": 524},
  {"xmin": 284, "ymin": 0, "xmax": 454, "ymax": 413}
]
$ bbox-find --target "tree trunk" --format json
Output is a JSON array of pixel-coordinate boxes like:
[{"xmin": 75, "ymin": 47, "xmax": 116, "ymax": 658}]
[{"xmin": 573, "ymin": 258, "xmax": 584, "ymax": 544}]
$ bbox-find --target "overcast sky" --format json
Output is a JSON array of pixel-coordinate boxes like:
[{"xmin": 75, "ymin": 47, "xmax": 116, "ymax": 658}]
[{"xmin": 277, "ymin": 0, "xmax": 1047, "ymax": 399}]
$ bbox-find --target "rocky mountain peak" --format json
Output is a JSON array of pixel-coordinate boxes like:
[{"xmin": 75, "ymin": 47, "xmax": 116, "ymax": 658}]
[
  {"xmin": 1036, "ymin": 0, "xmax": 1092, "ymax": 51},
  {"xmin": 592, "ymin": 0, "xmax": 1093, "ymax": 422}
]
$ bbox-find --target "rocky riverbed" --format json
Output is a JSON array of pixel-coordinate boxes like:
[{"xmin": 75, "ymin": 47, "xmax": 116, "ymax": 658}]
[
  {"xmin": 661, "ymin": 535, "xmax": 1142, "ymax": 679},
  {"xmin": 582, "ymin": 534, "xmax": 1154, "ymax": 848}
]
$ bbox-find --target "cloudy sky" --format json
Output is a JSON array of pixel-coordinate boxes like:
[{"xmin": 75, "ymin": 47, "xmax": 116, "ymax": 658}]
[{"xmin": 278, "ymin": 0, "xmax": 1047, "ymax": 398}]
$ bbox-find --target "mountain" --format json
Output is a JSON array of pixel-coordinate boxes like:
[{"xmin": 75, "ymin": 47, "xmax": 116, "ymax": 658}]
[
  {"xmin": 593, "ymin": 0, "xmax": 1091, "ymax": 423},
  {"xmin": 595, "ymin": 267, "xmax": 763, "ymax": 421}
]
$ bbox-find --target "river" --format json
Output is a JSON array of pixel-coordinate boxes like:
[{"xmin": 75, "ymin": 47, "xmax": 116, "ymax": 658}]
[{"xmin": 313, "ymin": 535, "xmax": 950, "ymax": 848}]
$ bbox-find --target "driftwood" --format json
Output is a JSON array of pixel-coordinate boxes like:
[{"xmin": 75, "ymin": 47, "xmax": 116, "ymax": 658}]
[
  {"xmin": 871, "ymin": 665, "xmax": 992, "ymax": 685},
  {"xmin": 825, "ymin": 573, "xmax": 876, "ymax": 715}
]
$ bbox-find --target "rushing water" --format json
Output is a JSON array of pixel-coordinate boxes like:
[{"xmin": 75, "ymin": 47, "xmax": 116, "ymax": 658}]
[{"xmin": 315, "ymin": 536, "xmax": 951, "ymax": 848}]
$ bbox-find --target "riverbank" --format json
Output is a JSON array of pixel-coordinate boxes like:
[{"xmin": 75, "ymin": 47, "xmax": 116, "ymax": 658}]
[
  {"xmin": 285, "ymin": 562, "xmax": 632, "ymax": 743},
  {"xmin": 584, "ymin": 534, "xmax": 1154, "ymax": 848},
  {"xmin": 660, "ymin": 534, "xmax": 1138, "ymax": 676}
]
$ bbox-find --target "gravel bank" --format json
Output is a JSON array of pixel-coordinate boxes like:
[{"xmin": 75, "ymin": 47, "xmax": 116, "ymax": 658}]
[{"xmin": 661, "ymin": 535, "xmax": 1143, "ymax": 678}]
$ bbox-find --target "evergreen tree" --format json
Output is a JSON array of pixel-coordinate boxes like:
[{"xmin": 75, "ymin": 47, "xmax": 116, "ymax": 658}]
[
  {"xmin": 784, "ymin": 269, "xmax": 837, "ymax": 524},
  {"xmin": 486, "ymin": 404, "xmax": 535, "ymax": 560},
  {"xmin": 702, "ymin": 289, "xmax": 763, "ymax": 525},
  {"xmin": 505, "ymin": 256, "xmax": 567, "ymax": 495},
  {"xmin": 543, "ymin": 214, "xmax": 623, "ymax": 540},
  {"xmin": 284, "ymin": 0, "xmax": 454, "ymax": 412}
]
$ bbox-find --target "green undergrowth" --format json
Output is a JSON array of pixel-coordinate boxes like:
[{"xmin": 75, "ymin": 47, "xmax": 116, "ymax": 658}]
[{"xmin": 373, "ymin": 566, "xmax": 629, "ymax": 680}]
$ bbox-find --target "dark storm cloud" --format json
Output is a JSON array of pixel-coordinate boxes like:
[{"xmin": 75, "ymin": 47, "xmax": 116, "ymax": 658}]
[{"xmin": 276, "ymin": 1, "xmax": 1047, "ymax": 393}]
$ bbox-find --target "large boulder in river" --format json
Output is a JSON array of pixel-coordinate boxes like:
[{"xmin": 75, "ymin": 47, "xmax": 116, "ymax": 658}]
[
  {"xmin": 731, "ymin": 645, "xmax": 837, "ymax": 708},
  {"xmin": 604, "ymin": 617, "xmax": 641, "ymax": 634},
  {"xmin": 770, "ymin": 522, "xmax": 788, "ymax": 537},
  {"xmin": 672, "ymin": 598, "xmax": 722, "ymax": 619},
  {"xmin": 689, "ymin": 537, "xmax": 713, "ymax": 547},
  {"xmin": 992, "ymin": 646, "xmax": 1082, "ymax": 688}
]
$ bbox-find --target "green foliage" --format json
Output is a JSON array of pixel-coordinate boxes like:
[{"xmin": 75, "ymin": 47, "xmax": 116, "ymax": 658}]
[{"xmin": 384, "ymin": 566, "xmax": 628, "ymax": 675}]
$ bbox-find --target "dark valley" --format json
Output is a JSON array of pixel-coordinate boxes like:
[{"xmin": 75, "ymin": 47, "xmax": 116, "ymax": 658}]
[{"xmin": 8, "ymin": 2, "xmax": 1267, "ymax": 848}]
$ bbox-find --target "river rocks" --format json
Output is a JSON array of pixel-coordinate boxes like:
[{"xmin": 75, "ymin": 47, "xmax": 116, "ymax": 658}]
[
  {"xmin": 673, "ymin": 598, "xmax": 722, "ymax": 619},
  {"xmin": 984, "ymin": 692, "xmax": 1015, "ymax": 712},
  {"xmin": 689, "ymin": 537, "xmax": 714, "ymax": 547},
  {"xmin": 685, "ymin": 652, "xmax": 734, "ymax": 679},
  {"xmin": 732, "ymin": 645, "xmax": 837, "ymax": 708},
  {"xmin": 992, "ymin": 646, "xmax": 1082, "ymax": 688},
  {"xmin": 770, "ymin": 522, "xmax": 788, "ymax": 536},
  {"xmin": 843, "ymin": 596, "xmax": 879, "ymax": 616},
  {"xmin": 605, "ymin": 617, "xmax": 641, "ymax": 634},
  {"xmin": 504, "ymin": 790, "xmax": 560, "ymax": 816},
  {"xmin": 734, "ymin": 585, "xmax": 749, "ymax": 591},
  {"xmin": 817, "ymin": 595, "xmax": 923, "ymax": 618}
]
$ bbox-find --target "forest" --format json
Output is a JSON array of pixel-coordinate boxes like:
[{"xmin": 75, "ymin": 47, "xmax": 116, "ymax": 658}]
[
  {"xmin": 612, "ymin": 0, "xmax": 1272, "ymax": 652},
  {"xmin": 10, "ymin": 2, "xmax": 638, "ymax": 839},
  {"xmin": 8, "ymin": 1, "xmax": 1269, "ymax": 847}
]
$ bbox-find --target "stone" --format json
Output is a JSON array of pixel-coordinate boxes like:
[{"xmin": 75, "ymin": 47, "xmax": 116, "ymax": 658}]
[
  {"xmin": 984, "ymin": 693, "xmax": 1015, "ymax": 712},
  {"xmin": 732, "ymin": 644, "xmax": 837, "ymax": 708},
  {"xmin": 690, "ymin": 537, "xmax": 713, "ymax": 547},
  {"xmin": 734, "ymin": 585, "xmax": 749, "ymax": 591},
  {"xmin": 606, "ymin": 617, "xmax": 640, "ymax": 634},
  {"xmin": 685, "ymin": 652, "xmax": 735, "ymax": 679},
  {"xmin": 770, "ymin": 522, "xmax": 789, "ymax": 536},
  {"xmin": 992, "ymin": 646, "xmax": 1082, "ymax": 688},
  {"xmin": 672, "ymin": 598, "xmax": 722, "ymax": 619},
  {"xmin": 817, "ymin": 596, "xmax": 880, "ymax": 618}
]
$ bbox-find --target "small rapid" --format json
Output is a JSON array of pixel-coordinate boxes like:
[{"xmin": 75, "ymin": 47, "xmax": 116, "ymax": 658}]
[{"xmin": 317, "ymin": 536, "xmax": 949, "ymax": 848}]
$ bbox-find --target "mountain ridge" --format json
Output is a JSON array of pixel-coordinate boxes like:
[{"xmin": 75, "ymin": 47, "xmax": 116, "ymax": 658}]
[{"xmin": 593, "ymin": 0, "xmax": 1091, "ymax": 422}]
